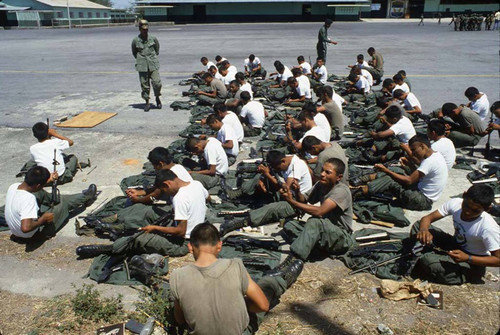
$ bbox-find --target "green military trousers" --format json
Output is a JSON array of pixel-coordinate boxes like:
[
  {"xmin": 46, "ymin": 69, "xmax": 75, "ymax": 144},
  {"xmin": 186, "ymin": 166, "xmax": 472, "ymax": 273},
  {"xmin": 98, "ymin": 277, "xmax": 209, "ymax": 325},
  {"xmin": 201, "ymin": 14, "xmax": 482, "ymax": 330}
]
[
  {"xmin": 249, "ymin": 201, "xmax": 298, "ymax": 227},
  {"xmin": 112, "ymin": 231, "xmax": 189, "ymax": 257},
  {"xmin": 284, "ymin": 218, "xmax": 354, "ymax": 261},
  {"xmin": 447, "ymin": 131, "xmax": 482, "ymax": 148},
  {"xmin": 243, "ymin": 124, "xmax": 262, "ymax": 137},
  {"xmin": 410, "ymin": 221, "xmax": 485, "ymax": 285},
  {"xmin": 196, "ymin": 94, "xmax": 222, "ymax": 106},
  {"xmin": 367, "ymin": 175, "xmax": 433, "ymax": 210},
  {"xmin": 113, "ymin": 203, "xmax": 172, "ymax": 231},
  {"xmin": 243, "ymin": 276, "xmax": 287, "ymax": 335},
  {"xmin": 316, "ymin": 42, "xmax": 327, "ymax": 62},
  {"xmin": 191, "ymin": 173, "xmax": 221, "ymax": 191},
  {"xmin": 120, "ymin": 173, "xmax": 156, "ymax": 194},
  {"xmin": 139, "ymin": 70, "xmax": 162, "ymax": 102},
  {"xmin": 58, "ymin": 154, "xmax": 79, "ymax": 184}
]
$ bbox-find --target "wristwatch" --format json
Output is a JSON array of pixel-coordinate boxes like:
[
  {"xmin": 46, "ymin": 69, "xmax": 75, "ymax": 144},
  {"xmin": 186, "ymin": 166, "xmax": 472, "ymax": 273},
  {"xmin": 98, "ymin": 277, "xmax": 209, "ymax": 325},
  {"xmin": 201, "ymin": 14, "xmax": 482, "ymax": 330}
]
[{"xmin": 467, "ymin": 254, "xmax": 472, "ymax": 264}]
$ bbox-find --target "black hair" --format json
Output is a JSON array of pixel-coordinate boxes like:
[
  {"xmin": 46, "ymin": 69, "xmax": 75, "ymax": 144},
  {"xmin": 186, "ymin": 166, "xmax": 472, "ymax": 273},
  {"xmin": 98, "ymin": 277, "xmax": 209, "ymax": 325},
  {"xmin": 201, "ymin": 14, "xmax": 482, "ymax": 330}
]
[
  {"xmin": 213, "ymin": 102, "xmax": 227, "ymax": 113},
  {"xmin": 297, "ymin": 55, "xmax": 305, "ymax": 62},
  {"xmin": 347, "ymin": 73, "xmax": 358, "ymax": 82},
  {"xmin": 393, "ymin": 73, "xmax": 403, "ymax": 82},
  {"xmin": 464, "ymin": 87, "xmax": 480, "ymax": 100},
  {"xmin": 202, "ymin": 72, "xmax": 213, "ymax": 80},
  {"xmin": 491, "ymin": 101, "xmax": 500, "ymax": 113},
  {"xmin": 229, "ymin": 80, "xmax": 239, "ymax": 87},
  {"xmin": 291, "ymin": 68, "xmax": 302, "ymax": 77},
  {"xmin": 385, "ymin": 105, "xmax": 402, "ymax": 119},
  {"xmin": 397, "ymin": 70, "xmax": 406, "ymax": 77},
  {"xmin": 32, "ymin": 122, "xmax": 49, "ymax": 141},
  {"xmin": 266, "ymin": 150, "xmax": 285, "ymax": 167},
  {"xmin": 208, "ymin": 65, "xmax": 217, "ymax": 72},
  {"xmin": 287, "ymin": 77, "xmax": 297, "ymax": 85},
  {"xmin": 240, "ymin": 91, "xmax": 251, "ymax": 101},
  {"xmin": 276, "ymin": 63, "xmax": 285, "ymax": 72},
  {"xmin": 190, "ymin": 222, "xmax": 220, "ymax": 248},
  {"xmin": 441, "ymin": 103, "xmax": 458, "ymax": 116},
  {"xmin": 248, "ymin": 54, "xmax": 255, "ymax": 61},
  {"xmin": 235, "ymin": 72, "xmax": 245, "ymax": 81},
  {"xmin": 220, "ymin": 60, "xmax": 229, "ymax": 69},
  {"xmin": 408, "ymin": 134, "xmax": 431, "ymax": 148},
  {"xmin": 392, "ymin": 89, "xmax": 405, "ymax": 99},
  {"xmin": 206, "ymin": 114, "xmax": 222, "ymax": 125},
  {"xmin": 200, "ymin": 57, "xmax": 208, "ymax": 62},
  {"xmin": 324, "ymin": 158, "xmax": 345, "ymax": 175},
  {"xmin": 297, "ymin": 110, "xmax": 314, "ymax": 121},
  {"xmin": 427, "ymin": 119, "xmax": 446, "ymax": 136},
  {"xmin": 316, "ymin": 57, "xmax": 324, "ymax": 62},
  {"xmin": 464, "ymin": 184, "xmax": 494, "ymax": 208},
  {"xmin": 367, "ymin": 47, "xmax": 375, "ymax": 53},
  {"xmin": 382, "ymin": 78, "xmax": 395, "ymax": 88},
  {"xmin": 273, "ymin": 60, "xmax": 282, "ymax": 68},
  {"xmin": 357, "ymin": 54, "xmax": 364, "ymax": 60},
  {"xmin": 321, "ymin": 85, "xmax": 333, "ymax": 98},
  {"xmin": 302, "ymin": 136, "xmax": 322, "ymax": 151},
  {"xmin": 325, "ymin": 18, "xmax": 333, "ymax": 25},
  {"xmin": 25, "ymin": 166, "xmax": 50, "ymax": 186},
  {"xmin": 147, "ymin": 147, "xmax": 172, "ymax": 165},
  {"xmin": 185, "ymin": 137, "xmax": 201, "ymax": 151},
  {"xmin": 302, "ymin": 101, "xmax": 316, "ymax": 114},
  {"xmin": 154, "ymin": 169, "xmax": 177, "ymax": 187},
  {"xmin": 215, "ymin": 55, "xmax": 222, "ymax": 62}
]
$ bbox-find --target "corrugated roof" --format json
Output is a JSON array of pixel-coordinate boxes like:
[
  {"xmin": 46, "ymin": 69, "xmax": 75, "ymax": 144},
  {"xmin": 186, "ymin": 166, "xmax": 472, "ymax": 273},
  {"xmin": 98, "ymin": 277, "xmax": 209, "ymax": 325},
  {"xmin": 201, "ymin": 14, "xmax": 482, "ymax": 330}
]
[
  {"xmin": 35, "ymin": 0, "xmax": 110, "ymax": 9},
  {"xmin": 0, "ymin": 3, "xmax": 30, "ymax": 11},
  {"xmin": 138, "ymin": 0, "xmax": 368, "ymax": 3}
]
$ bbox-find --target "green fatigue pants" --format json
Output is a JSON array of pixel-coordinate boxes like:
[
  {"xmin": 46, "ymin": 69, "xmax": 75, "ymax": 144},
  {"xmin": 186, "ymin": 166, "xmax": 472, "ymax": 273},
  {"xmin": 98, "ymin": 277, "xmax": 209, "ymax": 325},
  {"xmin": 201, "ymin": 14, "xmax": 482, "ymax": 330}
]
[
  {"xmin": 410, "ymin": 221, "xmax": 485, "ymax": 285},
  {"xmin": 58, "ymin": 154, "xmax": 79, "ymax": 185},
  {"xmin": 191, "ymin": 173, "xmax": 221, "ymax": 191},
  {"xmin": 120, "ymin": 173, "xmax": 156, "ymax": 194},
  {"xmin": 447, "ymin": 131, "xmax": 482, "ymax": 148},
  {"xmin": 113, "ymin": 203, "xmax": 172, "ymax": 232},
  {"xmin": 196, "ymin": 94, "xmax": 222, "ymax": 106},
  {"xmin": 316, "ymin": 42, "xmax": 327, "ymax": 62},
  {"xmin": 112, "ymin": 231, "xmax": 189, "ymax": 257},
  {"xmin": 243, "ymin": 276, "xmax": 287, "ymax": 335},
  {"xmin": 283, "ymin": 218, "xmax": 354, "ymax": 261},
  {"xmin": 309, "ymin": 78, "xmax": 324, "ymax": 92},
  {"xmin": 228, "ymin": 155, "xmax": 237, "ymax": 167},
  {"xmin": 366, "ymin": 67, "xmax": 383, "ymax": 82},
  {"xmin": 243, "ymin": 124, "xmax": 262, "ymax": 137},
  {"xmin": 248, "ymin": 67, "xmax": 267, "ymax": 79},
  {"xmin": 249, "ymin": 201, "xmax": 297, "ymax": 227},
  {"xmin": 139, "ymin": 70, "xmax": 162, "ymax": 101},
  {"xmin": 367, "ymin": 175, "xmax": 433, "ymax": 211},
  {"xmin": 20, "ymin": 189, "xmax": 91, "ymax": 239}
]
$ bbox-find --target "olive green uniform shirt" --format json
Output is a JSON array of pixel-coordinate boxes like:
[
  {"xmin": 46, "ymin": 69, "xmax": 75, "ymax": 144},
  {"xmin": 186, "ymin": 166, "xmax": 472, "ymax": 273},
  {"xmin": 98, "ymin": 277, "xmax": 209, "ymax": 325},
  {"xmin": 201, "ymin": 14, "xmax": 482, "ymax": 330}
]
[
  {"xmin": 458, "ymin": 106, "xmax": 485, "ymax": 135},
  {"xmin": 132, "ymin": 34, "xmax": 160, "ymax": 72},
  {"xmin": 372, "ymin": 52, "xmax": 384, "ymax": 72},
  {"xmin": 317, "ymin": 26, "xmax": 328, "ymax": 48}
]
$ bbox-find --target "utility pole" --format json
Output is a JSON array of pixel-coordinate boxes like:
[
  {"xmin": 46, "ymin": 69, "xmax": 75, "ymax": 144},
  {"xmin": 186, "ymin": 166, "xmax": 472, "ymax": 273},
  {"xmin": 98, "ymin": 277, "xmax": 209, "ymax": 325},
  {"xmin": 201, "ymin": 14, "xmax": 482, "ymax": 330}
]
[{"xmin": 67, "ymin": 0, "xmax": 71, "ymax": 29}]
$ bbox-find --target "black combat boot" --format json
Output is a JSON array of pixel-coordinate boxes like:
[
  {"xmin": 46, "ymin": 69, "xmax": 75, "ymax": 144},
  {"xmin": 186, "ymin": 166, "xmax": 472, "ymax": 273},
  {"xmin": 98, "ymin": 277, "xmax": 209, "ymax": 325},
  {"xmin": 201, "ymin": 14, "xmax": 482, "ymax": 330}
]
[
  {"xmin": 83, "ymin": 184, "xmax": 98, "ymax": 206},
  {"xmin": 264, "ymin": 254, "xmax": 296, "ymax": 277},
  {"xmin": 128, "ymin": 255, "xmax": 157, "ymax": 286},
  {"xmin": 219, "ymin": 216, "xmax": 250, "ymax": 237},
  {"xmin": 265, "ymin": 255, "xmax": 304, "ymax": 288},
  {"xmin": 144, "ymin": 100, "xmax": 150, "ymax": 112},
  {"xmin": 156, "ymin": 96, "xmax": 162, "ymax": 109},
  {"xmin": 76, "ymin": 244, "xmax": 113, "ymax": 259}
]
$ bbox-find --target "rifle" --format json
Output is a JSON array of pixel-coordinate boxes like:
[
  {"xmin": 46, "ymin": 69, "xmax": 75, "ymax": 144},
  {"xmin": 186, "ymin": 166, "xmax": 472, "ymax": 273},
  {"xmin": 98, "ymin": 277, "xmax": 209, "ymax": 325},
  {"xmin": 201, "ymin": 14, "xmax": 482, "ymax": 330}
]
[
  {"xmin": 51, "ymin": 148, "xmax": 60, "ymax": 208},
  {"xmin": 484, "ymin": 112, "xmax": 494, "ymax": 159},
  {"xmin": 219, "ymin": 175, "xmax": 229, "ymax": 202},
  {"xmin": 349, "ymin": 242, "xmax": 424, "ymax": 275}
]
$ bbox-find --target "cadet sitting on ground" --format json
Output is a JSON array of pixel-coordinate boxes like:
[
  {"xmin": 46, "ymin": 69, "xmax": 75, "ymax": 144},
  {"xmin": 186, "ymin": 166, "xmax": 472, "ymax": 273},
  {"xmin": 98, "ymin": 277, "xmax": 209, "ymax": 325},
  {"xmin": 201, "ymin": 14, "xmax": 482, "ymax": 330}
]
[
  {"xmin": 29, "ymin": 122, "xmax": 87, "ymax": 184},
  {"xmin": 186, "ymin": 136, "xmax": 229, "ymax": 190},
  {"xmin": 367, "ymin": 47, "xmax": 384, "ymax": 85},
  {"xmin": 5, "ymin": 166, "xmax": 97, "ymax": 241},
  {"xmin": 205, "ymin": 114, "xmax": 239, "ymax": 166},
  {"xmin": 441, "ymin": 102, "xmax": 485, "ymax": 148},
  {"xmin": 171, "ymin": 223, "xmax": 303, "ymax": 335},
  {"xmin": 346, "ymin": 72, "xmax": 371, "ymax": 96},
  {"xmin": 348, "ymin": 54, "xmax": 369, "ymax": 69},
  {"xmin": 224, "ymin": 80, "xmax": 244, "ymax": 111},
  {"xmin": 197, "ymin": 72, "xmax": 228, "ymax": 106},
  {"xmin": 353, "ymin": 134, "xmax": 448, "ymax": 211},
  {"xmin": 397, "ymin": 70, "xmax": 411, "ymax": 91},
  {"xmin": 412, "ymin": 184, "xmax": 500, "ymax": 285},
  {"xmin": 464, "ymin": 86, "xmax": 490, "ymax": 121},
  {"xmin": 392, "ymin": 89, "xmax": 423, "ymax": 121},
  {"xmin": 316, "ymin": 86, "xmax": 344, "ymax": 139},
  {"xmin": 239, "ymin": 91, "xmax": 266, "ymax": 137},
  {"xmin": 393, "ymin": 73, "xmax": 410, "ymax": 93},
  {"xmin": 310, "ymin": 57, "xmax": 328, "ymax": 89},
  {"xmin": 76, "ymin": 169, "xmax": 209, "ymax": 259},
  {"xmin": 294, "ymin": 55, "xmax": 312, "ymax": 76},
  {"xmin": 236, "ymin": 72, "xmax": 254, "ymax": 98},
  {"xmin": 244, "ymin": 54, "xmax": 266, "ymax": 79},
  {"xmin": 285, "ymin": 110, "xmax": 329, "ymax": 151},
  {"xmin": 197, "ymin": 56, "xmax": 216, "ymax": 75},
  {"xmin": 214, "ymin": 102, "xmax": 244, "ymax": 142},
  {"xmin": 284, "ymin": 77, "xmax": 310, "ymax": 107},
  {"xmin": 269, "ymin": 61, "xmax": 293, "ymax": 88}
]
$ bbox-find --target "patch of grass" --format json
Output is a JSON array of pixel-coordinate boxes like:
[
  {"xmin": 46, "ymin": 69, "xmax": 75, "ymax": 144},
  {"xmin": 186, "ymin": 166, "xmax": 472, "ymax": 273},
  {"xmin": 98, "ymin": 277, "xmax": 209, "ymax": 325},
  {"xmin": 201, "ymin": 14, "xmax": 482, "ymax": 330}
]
[{"xmin": 71, "ymin": 284, "xmax": 124, "ymax": 324}]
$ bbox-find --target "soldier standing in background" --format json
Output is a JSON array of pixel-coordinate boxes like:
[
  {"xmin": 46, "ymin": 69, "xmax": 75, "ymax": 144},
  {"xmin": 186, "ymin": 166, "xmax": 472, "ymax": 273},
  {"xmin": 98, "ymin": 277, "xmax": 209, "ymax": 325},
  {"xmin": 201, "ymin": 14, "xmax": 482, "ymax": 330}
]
[
  {"xmin": 316, "ymin": 18, "xmax": 337, "ymax": 64},
  {"xmin": 132, "ymin": 19, "xmax": 162, "ymax": 112}
]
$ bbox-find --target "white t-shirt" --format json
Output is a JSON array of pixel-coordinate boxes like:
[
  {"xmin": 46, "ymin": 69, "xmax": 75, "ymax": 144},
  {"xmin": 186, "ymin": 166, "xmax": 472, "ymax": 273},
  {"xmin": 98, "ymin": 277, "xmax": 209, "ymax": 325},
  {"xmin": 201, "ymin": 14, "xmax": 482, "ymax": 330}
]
[
  {"xmin": 299, "ymin": 62, "xmax": 312, "ymax": 75},
  {"xmin": 296, "ymin": 75, "xmax": 312, "ymax": 99},
  {"xmin": 222, "ymin": 71, "xmax": 236, "ymax": 86},
  {"xmin": 240, "ymin": 82, "xmax": 253, "ymax": 99},
  {"xmin": 314, "ymin": 65, "xmax": 328, "ymax": 84},
  {"xmin": 390, "ymin": 116, "xmax": 416, "ymax": 144},
  {"xmin": 361, "ymin": 69, "xmax": 373, "ymax": 87},
  {"xmin": 170, "ymin": 164, "xmax": 194, "ymax": 182},
  {"xmin": 5, "ymin": 183, "xmax": 39, "ymax": 238},
  {"xmin": 394, "ymin": 82, "xmax": 410, "ymax": 93},
  {"xmin": 217, "ymin": 123, "xmax": 239, "ymax": 157},
  {"xmin": 300, "ymin": 126, "xmax": 329, "ymax": 143},
  {"xmin": 470, "ymin": 93, "xmax": 490, "ymax": 121},
  {"xmin": 314, "ymin": 113, "xmax": 331, "ymax": 141},
  {"xmin": 30, "ymin": 138, "xmax": 69, "ymax": 176},
  {"xmin": 353, "ymin": 60, "xmax": 369, "ymax": 68},
  {"xmin": 431, "ymin": 137, "xmax": 456, "ymax": 170},
  {"xmin": 205, "ymin": 61, "xmax": 216, "ymax": 70},
  {"xmin": 204, "ymin": 137, "xmax": 228, "ymax": 175},
  {"xmin": 355, "ymin": 76, "xmax": 371, "ymax": 94},
  {"xmin": 438, "ymin": 198, "xmax": 500, "ymax": 256},
  {"xmin": 222, "ymin": 111, "xmax": 244, "ymax": 142},
  {"xmin": 417, "ymin": 152, "xmax": 448, "ymax": 202},
  {"xmin": 172, "ymin": 180, "xmax": 209, "ymax": 239},
  {"xmin": 282, "ymin": 155, "xmax": 313, "ymax": 194},
  {"xmin": 240, "ymin": 101, "xmax": 265, "ymax": 128},
  {"xmin": 333, "ymin": 93, "xmax": 345, "ymax": 113},
  {"xmin": 214, "ymin": 72, "xmax": 224, "ymax": 81},
  {"xmin": 244, "ymin": 57, "xmax": 261, "ymax": 71},
  {"xmin": 403, "ymin": 92, "xmax": 422, "ymax": 111},
  {"xmin": 278, "ymin": 66, "xmax": 293, "ymax": 84}
]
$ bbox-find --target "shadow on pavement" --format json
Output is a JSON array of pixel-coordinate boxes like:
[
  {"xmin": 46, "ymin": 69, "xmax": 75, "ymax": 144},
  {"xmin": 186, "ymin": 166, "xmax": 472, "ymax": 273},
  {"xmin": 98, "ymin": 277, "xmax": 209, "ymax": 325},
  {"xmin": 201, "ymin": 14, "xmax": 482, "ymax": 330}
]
[{"xmin": 290, "ymin": 302, "xmax": 355, "ymax": 335}]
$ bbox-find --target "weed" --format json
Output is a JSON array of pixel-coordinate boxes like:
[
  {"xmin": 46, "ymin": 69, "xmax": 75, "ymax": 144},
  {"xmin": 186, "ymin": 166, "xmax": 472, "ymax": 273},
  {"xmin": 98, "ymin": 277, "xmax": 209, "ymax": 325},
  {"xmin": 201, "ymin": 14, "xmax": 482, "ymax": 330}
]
[{"xmin": 71, "ymin": 284, "xmax": 124, "ymax": 323}]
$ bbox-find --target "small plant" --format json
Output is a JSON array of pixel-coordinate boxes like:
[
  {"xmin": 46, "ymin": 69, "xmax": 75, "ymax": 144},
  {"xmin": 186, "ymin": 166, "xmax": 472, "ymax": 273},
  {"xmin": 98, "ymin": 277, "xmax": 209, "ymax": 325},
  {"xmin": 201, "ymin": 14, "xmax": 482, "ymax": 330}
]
[{"xmin": 71, "ymin": 284, "xmax": 124, "ymax": 323}]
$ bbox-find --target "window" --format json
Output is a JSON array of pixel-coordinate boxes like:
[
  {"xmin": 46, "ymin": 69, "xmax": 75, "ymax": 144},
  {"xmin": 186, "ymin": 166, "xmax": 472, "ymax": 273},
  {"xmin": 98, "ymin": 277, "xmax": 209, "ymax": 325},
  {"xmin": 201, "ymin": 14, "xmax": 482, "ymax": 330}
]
[
  {"xmin": 88, "ymin": 12, "xmax": 92, "ymax": 18},
  {"xmin": 79, "ymin": 12, "xmax": 84, "ymax": 18},
  {"xmin": 57, "ymin": 12, "xmax": 63, "ymax": 18},
  {"xmin": 70, "ymin": 12, "xmax": 74, "ymax": 18},
  {"xmin": 96, "ymin": 12, "xmax": 100, "ymax": 18},
  {"xmin": 104, "ymin": 13, "xmax": 108, "ymax": 18}
]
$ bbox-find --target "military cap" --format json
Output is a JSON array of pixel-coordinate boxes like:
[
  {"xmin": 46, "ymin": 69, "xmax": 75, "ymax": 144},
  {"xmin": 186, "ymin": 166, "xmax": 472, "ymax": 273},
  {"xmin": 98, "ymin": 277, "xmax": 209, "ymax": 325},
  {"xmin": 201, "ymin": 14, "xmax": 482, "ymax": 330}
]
[{"xmin": 139, "ymin": 19, "xmax": 149, "ymax": 29}]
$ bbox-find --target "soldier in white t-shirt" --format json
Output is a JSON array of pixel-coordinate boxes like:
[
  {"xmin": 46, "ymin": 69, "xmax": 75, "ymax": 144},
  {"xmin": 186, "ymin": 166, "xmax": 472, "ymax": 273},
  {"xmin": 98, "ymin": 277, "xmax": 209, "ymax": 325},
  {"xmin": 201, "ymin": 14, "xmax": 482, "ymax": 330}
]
[
  {"xmin": 286, "ymin": 109, "xmax": 329, "ymax": 151},
  {"xmin": 346, "ymin": 72, "xmax": 371, "ymax": 95},
  {"xmin": 186, "ymin": 137, "xmax": 228, "ymax": 191},
  {"xmin": 310, "ymin": 57, "xmax": 328, "ymax": 89},
  {"xmin": 393, "ymin": 89, "xmax": 423, "ymax": 122},
  {"xmin": 465, "ymin": 86, "xmax": 490, "ymax": 121},
  {"xmin": 411, "ymin": 184, "xmax": 500, "ymax": 284},
  {"xmin": 239, "ymin": 91, "xmax": 266, "ymax": 137},
  {"xmin": 295, "ymin": 55, "xmax": 312, "ymax": 76},
  {"xmin": 214, "ymin": 102, "xmax": 244, "ymax": 142},
  {"xmin": 196, "ymin": 56, "xmax": 216, "ymax": 75},
  {"xmin": 284, "ymin": 77, "xmax": 310, "ymax": 108},
  {"xmin": 206, "ymin": 114, "xmax": 239, "ymax": 166},
  {"xmin": 244, "ymin": 54, "xmax": 266, "ymax": 78}
]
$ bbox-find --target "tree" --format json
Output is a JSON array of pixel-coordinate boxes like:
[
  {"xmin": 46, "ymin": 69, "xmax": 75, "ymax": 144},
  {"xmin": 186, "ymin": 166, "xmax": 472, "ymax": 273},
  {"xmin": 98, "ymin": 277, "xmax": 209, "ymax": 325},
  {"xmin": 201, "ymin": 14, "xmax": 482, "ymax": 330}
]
[{"xmin": 88, "ymin": 0, "xmax": 114, "ymax": 8}]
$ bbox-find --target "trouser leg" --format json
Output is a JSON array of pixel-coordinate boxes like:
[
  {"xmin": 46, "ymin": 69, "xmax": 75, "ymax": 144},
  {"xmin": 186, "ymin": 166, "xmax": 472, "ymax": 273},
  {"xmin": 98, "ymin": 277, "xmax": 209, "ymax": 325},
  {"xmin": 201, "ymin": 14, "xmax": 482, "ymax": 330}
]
[
  {"xmin": 400, "ymin": 189, "xmax": 433, "ymax": 210},
  {"xmin": 139, "ymin": 72, "xmax": 150, "ymax": 101},
  {"xmin": 243, "ymin": 124, "xmax": 262, "ymax": 137},
  {"xmin": 227, "ymin": 155, "xmax": 237, "ymax": 167},
  {"xmin": 191, "ymin": 173, "xmax": 220, "ymax": 190},
  {"xmin": 447, "ymin": 131, "xmax": 481, "ymax": 148},
  {"xmin": 240, "ymin": 174, "xmax": 261, "ymax": 196},
  {"xmin": 367, "ymin": 175, "xmax": 404, "ymax": 195},
  {"xmin": 120, "ymin": 173, "xmax": 156, "ymax": 194},
  {"xmin": 116, "ymin": 203, "xmax": 171, "ymax": 230},
  {"xmin": 249, "ymin": 201, "xmax": 296, "ymax": 227},
  {"xmin": 40, "ymin": 192, "xmax": 88, "ymax": 236},
  {"xmin": 150, "ymin": 69, "xmax": 162, "ymax": 98},
  {"xmin": 244, "ymin": 276, "xmax": 287, "ymax": 335},
  {"xmin": 112, "ymin": 232, "xmax": 189, "ymax": 257},
  {"xmin": 196, "ymin": 95, "xmax": 220, "ymax": 106},
  {"xmin": 287, "ymin": 218, "xmax": 354, "ymax": 261},
  {"xmin": 58, "ymin": 154, "xmax": 78, "ymax": 184}
]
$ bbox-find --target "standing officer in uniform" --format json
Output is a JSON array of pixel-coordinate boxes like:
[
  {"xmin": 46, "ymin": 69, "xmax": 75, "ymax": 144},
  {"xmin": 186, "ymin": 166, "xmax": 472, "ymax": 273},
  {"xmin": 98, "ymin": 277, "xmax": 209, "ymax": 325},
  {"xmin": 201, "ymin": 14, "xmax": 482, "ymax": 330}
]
[
  {"xmin": 132, "ymin": 19, "xmax": 162, "ymax": 112},
  {"xmin": 316, "ymin": 18, "xmax": 337, "ymax": 64}
]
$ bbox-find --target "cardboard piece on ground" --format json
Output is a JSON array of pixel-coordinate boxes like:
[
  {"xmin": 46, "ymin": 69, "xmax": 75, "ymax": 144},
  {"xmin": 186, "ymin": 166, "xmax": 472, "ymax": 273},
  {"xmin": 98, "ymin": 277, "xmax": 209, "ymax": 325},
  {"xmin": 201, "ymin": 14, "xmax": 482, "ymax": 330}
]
[{"xmin": 56, "ymin": 111, "xmax": 117, "ymax": 128}]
